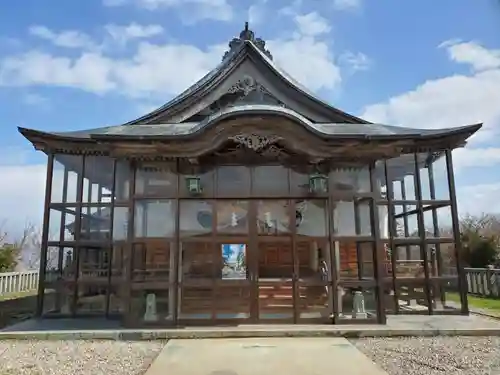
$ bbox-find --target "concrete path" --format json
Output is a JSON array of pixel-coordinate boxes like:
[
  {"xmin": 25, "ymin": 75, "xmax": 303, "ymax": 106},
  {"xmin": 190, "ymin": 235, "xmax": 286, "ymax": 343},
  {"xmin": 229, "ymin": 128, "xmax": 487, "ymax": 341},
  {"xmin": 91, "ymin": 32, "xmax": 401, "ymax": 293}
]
[{"xmin": 145, "ymin": 338, "xmax": 389, "ymax": 375}]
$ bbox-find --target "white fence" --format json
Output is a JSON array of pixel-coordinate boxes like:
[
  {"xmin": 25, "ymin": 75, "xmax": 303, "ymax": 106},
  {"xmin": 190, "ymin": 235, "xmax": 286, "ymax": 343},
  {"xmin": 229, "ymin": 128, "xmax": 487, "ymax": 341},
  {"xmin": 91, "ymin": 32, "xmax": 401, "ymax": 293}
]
[
  {"xmin": 0, "ymin": 271, "xmax": 39, "ymax": 296},
  {"xmin": 465, "ymin": 267, "xmax": 500, "ymax": 298}
]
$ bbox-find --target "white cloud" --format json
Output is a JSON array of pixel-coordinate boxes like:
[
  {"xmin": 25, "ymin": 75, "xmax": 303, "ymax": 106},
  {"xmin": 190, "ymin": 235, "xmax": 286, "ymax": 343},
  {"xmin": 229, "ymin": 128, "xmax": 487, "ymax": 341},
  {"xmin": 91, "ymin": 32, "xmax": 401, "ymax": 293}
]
[
  {"xmin": 0, "ymin": 16, "xmax": 346, "ymax": 97},
  {"xmin": 294, "ymin": 12, "xmax": 332, "ymax": 37},
  {"xmin": 0, "ymin": 50, "xmax": 117, "ymax": 93},
  {"xmin": 22, "ymin": 93, "xmax": 50, "ymax": 107},
  {"xmin": 269, "ymin": 36, "xmax": 341, "ymax": 92},
  {"xmin": 457, "ymin": 182, "xmax": 500, "ymax": 216},
  {"xmin": 105, "ymin": 23, "xmax": 164, "ymax": 44},
  {"xmin": 361, "ymin": 41, "xmax": 500, "ymax": 150},
  {"xmin": 453, "ymin": 147, "xmax": 500, "ymax": 169},
  {"xmin": 339, "ymin": 51, "xmax": 371, "ymax": 72},
  {"xmin": 29, "ymin": 26, "xmax": 97, "ymax": 50},
  {"xmin": 248, "ymin": 1, "xmax": 267, "ymax": 25},
  {"xmin": 104, "ymin": 0, "xmax": 233, "ymax": 22},
  {"xmin": 0, "ymin": 164, "xmax": 47, "ymax": 237},
  {"xmin": 333, "ymin": 0, "xmax": 361, "ymax": 11},
  {"xmin": 102, "ymin": 0, "xmax": 127, "ymax": 5},
  {"xmin": 440, "ymin": 39, "xmax": 500, "ymax": 72}
]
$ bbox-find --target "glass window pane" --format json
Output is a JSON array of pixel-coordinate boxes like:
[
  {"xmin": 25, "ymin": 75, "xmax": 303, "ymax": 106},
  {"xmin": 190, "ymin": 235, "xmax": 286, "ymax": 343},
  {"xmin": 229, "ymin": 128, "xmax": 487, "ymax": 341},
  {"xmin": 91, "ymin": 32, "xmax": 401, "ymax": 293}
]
[
  {"xmin": 217, "ymin": 166, "xmax": 250, "ymax": 196},
  {"xmin": 83, "ymin": 156, "xmax": 115, "ymax": 203},
  {"xmin": 296, "ymin": 200, "xmax": 328, "ymax": 237},
  {"xmin": 216, "ymin": 201, "xmax": 249, "ymax": 234},
  {"xmin": 430, "ymin": 154, "xmax": 450, "ymax": 200},
  {"xmin": 253, "ymin": 166, "xmax": 289, "ymax": 196},
  {"xmin": 134, "ymin": 200, "xmax": 175, "ymax": 238},
  {"xmin": 114, "ymin": 160, "xmax": 130, "ymax": 202},
  {"xmin": 135, "ymin": 162, "xmax": 177, "ymax": 196},
  {"xmin": 180, "ymin": 200, "xmax": 213, "ymax": 238},
  {"xmin": 330, "ymin": 167, "xmax": 370, "ymax": 193},
  {"xmin": 51, "ymin": 154, "xmax": 82, "ymax": 204},
  {"xmin": 112, "ymin": 207, "xmax": 129, "ymax": 241},
  {"xmin": 256, "ymin": 200, "xmax": 291, "ymax": 235}
]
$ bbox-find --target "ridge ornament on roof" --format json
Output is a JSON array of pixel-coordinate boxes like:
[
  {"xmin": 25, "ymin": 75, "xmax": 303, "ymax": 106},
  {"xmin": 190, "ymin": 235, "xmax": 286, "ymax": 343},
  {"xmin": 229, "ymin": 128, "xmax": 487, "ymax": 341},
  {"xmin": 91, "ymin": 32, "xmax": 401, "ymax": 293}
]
[{"xmin": 222, "ymin": 21, "xmax": 273, "ymax": 61}]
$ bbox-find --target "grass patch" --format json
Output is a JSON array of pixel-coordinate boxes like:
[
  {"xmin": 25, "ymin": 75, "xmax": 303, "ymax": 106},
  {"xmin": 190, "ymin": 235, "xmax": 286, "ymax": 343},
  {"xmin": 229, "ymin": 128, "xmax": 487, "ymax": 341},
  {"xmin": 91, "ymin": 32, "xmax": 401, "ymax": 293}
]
[
  {"xmin": 0, "ymin": 290, "xmax": 37, "ymax": 302},
  {"xmin": 448, "ymin": 292, "xmax": 500, "ymax": 313}
]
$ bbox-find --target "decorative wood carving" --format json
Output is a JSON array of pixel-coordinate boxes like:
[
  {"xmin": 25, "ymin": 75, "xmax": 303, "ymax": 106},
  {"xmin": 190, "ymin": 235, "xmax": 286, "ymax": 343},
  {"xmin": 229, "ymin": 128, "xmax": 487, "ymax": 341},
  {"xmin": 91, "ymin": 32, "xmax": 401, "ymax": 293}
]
[
  {"xmin": 194, "ymin": 75, "xmax": 286, "ymax": 118},
  {"xmin": 229, "ymin": 133, "xmax": 282, "ymax": 151}
]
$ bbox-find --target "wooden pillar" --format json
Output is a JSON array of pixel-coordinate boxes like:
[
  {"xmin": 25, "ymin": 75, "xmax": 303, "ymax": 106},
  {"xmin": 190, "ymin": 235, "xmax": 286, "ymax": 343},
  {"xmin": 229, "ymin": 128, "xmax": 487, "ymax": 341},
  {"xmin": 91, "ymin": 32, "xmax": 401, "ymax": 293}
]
[
  {"xmin": 105, "ymin": 159, "xmax": 117, "ymax": 317},
  {"xmin": 428, "ymin": 160, "xmax": 445, "ymax": 308},
  {"xmin": 354, "ymin": 199, "xmax": 364, "ymax": 278},
  {"xmin": 400, "ymin": 179, "xmax": 411, "ymax": 259},
  {"xmin": 369, "ymin": 162, "xmax": 386, "ymax": 324},
  {"xmin": 413, "ymin": 153, "xmax": 433, "ymax": 314},
  {"xmin": 384, "ymin": 161, "xmax": 399, "ymax": 314},
  {"xmin": 445, "ymin": 150, "xmax": 469, "ymax": 314},
  {"xmin": 68, "ymin": 155, "xmax": 86, "ymax": 316},
  {"xmin": 55, "ymin": 167, "xmax": 69, "ymax": 312},
  {"xmin": 36, "ymin": 153, "xmax": 54, "ymax": 317},
  {"xmin": 123, "ymin": 160, "xmax": 136, "ymax": 326},
  {"xmin": 172, "ymin": 159, "xmax": 180, "ymax": 324}
]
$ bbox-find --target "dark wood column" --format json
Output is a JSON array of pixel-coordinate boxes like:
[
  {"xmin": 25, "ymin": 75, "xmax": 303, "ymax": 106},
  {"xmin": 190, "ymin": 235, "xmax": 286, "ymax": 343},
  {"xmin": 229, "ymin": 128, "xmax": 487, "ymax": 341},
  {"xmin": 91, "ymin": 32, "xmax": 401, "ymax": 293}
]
[
  {"xmin": 36, "ymin": 153, "xmax": 54, "ymax": 317},
  {"xmin": 413, "ymin": 153, "xmax": 433, "ymax": 314},
  {"xmin": 369, "ymin": 162, "xmax": 386, "ymax": 324},
  {"xmin": 172, "ymin": 159, "xmax": 180, "ymax": 325},
  {"xmin": 70, "ymin": 156, "xmax": 86, "ymax": 316},
  {"xmin": 428, "ymin": 161, "xmax": 445, "ymax": 306},
  {"xmin": 105, "ymin": 159, "xmax": 118, "ymax": 317},
  {"xmin": 384, "ymin": 161, "xmax": 399, "ymax": 314},
  {"xmin": 400, "ymin": 179, "xmax": 411, "ymax": 259},
  {"xmin": 55, "ymin": 168, "xmax": 68, "ymax": 312},
  {"xmin": 445, "ymin": 149, "xmax": 469, "ymax": 315},
  {"xmin": 123, "ymin": 160, "xmax": 136, "ymax": 326}
]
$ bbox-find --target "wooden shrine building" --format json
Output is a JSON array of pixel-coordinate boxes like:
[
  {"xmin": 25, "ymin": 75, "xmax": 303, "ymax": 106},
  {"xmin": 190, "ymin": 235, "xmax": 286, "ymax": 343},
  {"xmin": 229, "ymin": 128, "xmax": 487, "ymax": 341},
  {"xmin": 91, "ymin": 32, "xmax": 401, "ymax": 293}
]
[{"xmin": 19, "ymin": 23, "xmax": 480, "ymax": 327}]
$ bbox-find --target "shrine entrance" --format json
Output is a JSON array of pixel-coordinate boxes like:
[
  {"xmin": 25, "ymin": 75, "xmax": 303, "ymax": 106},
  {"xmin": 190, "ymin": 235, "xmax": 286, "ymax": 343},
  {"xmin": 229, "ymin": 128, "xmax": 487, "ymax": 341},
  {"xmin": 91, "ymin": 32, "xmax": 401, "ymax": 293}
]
[{"xmin": 178, "ymin": 199, "xmax": 333, "ymax": 325}]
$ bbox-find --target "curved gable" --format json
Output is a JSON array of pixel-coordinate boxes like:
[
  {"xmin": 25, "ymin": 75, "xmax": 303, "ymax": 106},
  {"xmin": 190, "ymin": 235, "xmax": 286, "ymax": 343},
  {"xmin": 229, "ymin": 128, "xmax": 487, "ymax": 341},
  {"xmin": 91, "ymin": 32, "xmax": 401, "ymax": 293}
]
[{"xmin": 121, "ymin": 23, "xmax": 369, "ymax": 126}]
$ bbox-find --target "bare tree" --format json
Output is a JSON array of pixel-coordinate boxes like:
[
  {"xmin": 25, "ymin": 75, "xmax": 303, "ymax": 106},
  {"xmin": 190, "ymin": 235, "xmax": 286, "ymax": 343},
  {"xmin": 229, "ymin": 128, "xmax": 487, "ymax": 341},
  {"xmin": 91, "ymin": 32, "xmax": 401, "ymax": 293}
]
[
  {"xmin": 460, "ymin": 213, "xmax": 500, "ymax": 245},
  {"xmin": 0, "ymin": 221, "xmax": 57, "ymax": 271}
]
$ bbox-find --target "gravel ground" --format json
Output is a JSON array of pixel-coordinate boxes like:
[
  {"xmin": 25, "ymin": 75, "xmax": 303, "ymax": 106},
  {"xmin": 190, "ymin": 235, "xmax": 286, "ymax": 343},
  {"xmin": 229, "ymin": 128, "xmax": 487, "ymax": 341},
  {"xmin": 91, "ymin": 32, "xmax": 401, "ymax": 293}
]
[
  {"xmin": 352, "ymin": 337, "xmax": 500, "ymax": 375},
  {"xmin": 0, "ymin": 340, "xmax": 165, "ymax": 375}
]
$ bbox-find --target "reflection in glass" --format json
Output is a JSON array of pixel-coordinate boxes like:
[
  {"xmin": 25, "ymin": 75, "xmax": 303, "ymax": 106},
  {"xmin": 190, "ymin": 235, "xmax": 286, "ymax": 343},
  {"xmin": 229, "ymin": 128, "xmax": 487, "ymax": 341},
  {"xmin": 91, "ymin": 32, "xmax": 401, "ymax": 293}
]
[
  {"xmin": 217, "ymin": 166, "xmax": 250, "ymax": 196},
  {"xmin": 221, "ymin": 244, "xmax": 247, "ymax": 280},
  {"xmin": 115, "ymin": 160, "xmax": 130, "ymax": 201},
  {"xmin": 131, "ymin": 241, "xmax": 172, "ymax": 283},
  {"xmin": 338, "ymin": 288, "xmax": 377, "ymax": 320},
  {"xmin": 83, "ymin": 156, "xmax": 114, "ymax": 204},
  {"xmin": 253, "ymin": 166, "xmax": 289, "ymax": 196},
  {"xmin": 330, "ymin": 167, "xmax": 370, "ymax": 193},
  {"xmin": 135, "ymin": 163, "xmax": 176, "ymax": 196},
  {"xmin": 256, "ymin": 200, "xmax": 291, "ymax": 235},
  {"xmin": 216, "ymin": 201, "xmax": 248, "ymax": 234},
  {"xmin": 180, "ymin": 242, "xmax": 215, "ymax": 280},
  {"xmin": 51, "ymin": 154, "xmax": 82, "ymax": 203},
  {"xmin": 131, "ymin": 289, "xmax": 172, "ymax": 323},
  {"xmin": 135, "ymin": 200, "xmax": 175, "ymax": 238},
  {"xmin": 296, "ymin": 200, "xmax": 328, "ymax": 237},
  {"xmin": 333, "ymin": 201, "xmax": 356, "ymax": 236},
  {"xmin": 180, "ymin": 200, "xmax": 213, "ymax": 238}
]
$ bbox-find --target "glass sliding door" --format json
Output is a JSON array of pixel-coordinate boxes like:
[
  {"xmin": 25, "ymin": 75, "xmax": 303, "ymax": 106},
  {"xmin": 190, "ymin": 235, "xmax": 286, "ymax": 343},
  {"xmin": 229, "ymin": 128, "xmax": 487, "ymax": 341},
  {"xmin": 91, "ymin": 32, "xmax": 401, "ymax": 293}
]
[
  {"xmin": 214, "ymin": 200, "xmax": 252, "ymax": 322},
  {"xmin": 255, "ymin": 200, "xmax": 296, "ymax": 322}
]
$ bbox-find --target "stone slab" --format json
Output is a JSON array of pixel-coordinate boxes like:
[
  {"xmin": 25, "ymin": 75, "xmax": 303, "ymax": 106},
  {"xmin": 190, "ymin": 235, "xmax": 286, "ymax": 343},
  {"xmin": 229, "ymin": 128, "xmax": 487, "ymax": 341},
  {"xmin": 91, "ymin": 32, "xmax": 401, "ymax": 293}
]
[
  {"xmin": 145, "ymin": 338, "xmax": 389, "ymax": 375},
  {"xmin": 1, "ymin": 315, "xmax": 500, "ymax": 341}
]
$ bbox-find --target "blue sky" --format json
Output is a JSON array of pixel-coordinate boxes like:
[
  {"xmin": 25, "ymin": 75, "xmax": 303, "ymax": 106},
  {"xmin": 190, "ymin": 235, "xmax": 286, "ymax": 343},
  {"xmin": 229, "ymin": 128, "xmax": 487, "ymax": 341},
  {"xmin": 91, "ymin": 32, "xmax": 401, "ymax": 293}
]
[{"xmin": 1, "ymin": 0, "xmax": 500, "ymax": 236}]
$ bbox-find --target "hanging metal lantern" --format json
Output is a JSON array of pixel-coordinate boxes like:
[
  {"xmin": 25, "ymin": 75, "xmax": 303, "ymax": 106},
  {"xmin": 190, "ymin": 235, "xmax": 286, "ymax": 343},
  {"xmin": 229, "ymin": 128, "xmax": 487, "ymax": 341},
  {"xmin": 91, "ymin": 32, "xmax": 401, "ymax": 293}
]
[
  {"xmin": 185, "ymin": 176, "xmax": 202, "ymax": 195},
  {"xmin": 308, "ymin": 173, "xmax": 328, "ymax": 194}
]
